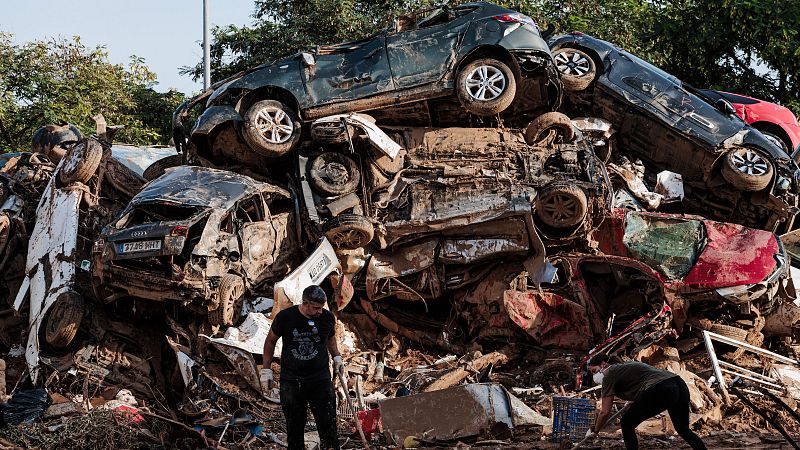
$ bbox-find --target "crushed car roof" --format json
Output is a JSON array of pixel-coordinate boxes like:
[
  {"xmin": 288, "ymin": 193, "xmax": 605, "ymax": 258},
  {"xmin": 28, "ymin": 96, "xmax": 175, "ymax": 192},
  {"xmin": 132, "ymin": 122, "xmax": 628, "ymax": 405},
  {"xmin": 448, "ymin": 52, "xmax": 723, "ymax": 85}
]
[{"xmin": 132, "ymin": 166, "xmax": 265, "ymax": 210}]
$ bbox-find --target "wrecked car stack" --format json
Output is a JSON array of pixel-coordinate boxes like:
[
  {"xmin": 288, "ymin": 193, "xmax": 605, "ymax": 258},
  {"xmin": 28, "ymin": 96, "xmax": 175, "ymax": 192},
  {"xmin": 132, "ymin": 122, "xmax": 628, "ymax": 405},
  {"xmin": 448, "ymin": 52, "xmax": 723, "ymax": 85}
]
[{"xmin": 1, "ymin": 3, "xmax": 800, "ymax": 448}]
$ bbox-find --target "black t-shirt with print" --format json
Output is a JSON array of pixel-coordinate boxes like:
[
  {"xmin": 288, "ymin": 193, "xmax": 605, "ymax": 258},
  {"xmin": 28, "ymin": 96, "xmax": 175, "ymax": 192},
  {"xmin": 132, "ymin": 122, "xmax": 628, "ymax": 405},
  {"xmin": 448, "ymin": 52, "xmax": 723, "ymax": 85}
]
[{"xmin": 271, "ymin": 305, "xmax": 335, "ymax": 382}]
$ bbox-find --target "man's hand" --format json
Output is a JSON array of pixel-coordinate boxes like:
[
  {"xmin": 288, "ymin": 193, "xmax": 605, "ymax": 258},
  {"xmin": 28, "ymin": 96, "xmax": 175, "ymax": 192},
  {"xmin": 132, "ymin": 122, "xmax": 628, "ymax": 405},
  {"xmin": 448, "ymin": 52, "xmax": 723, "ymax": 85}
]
[
  {"xmin": 260, "ymin": 368, "xmax": 274, "ymax": 392},
  {"xmin": 333, "ymin": 355, "xmax": 345, "ymax": 377},
  {"xmin": 585, "ymin": 429, "xmax": 596, "ymax": 439}
]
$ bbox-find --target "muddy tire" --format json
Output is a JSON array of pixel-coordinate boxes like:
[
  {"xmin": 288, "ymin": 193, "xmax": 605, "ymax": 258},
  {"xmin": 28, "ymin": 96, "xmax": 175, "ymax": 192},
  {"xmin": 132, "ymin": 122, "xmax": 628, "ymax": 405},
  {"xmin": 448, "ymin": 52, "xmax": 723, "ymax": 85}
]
[
  {"xmin": 0, "ymin": 214, "xmax": 10, "ymax": 256},
  {"xmin": 709, "ymin": 323, "xmax": 748, "ymax": 341},
  {"xmin": 209, "ymin": 274, "xmax": 245, "ymax": 327},
  {"xmin": 456, "ymin": 58, "xmax": 517, "ymax": 116},
  {"xmin": 529, "ymin": 359, "xmax": 576, "ymax": 391},
  {"xmin": 59, "ymin": 139, "xmax": 103, "ymax": 184},
  {"xmin": 311, "ymin": 121, "xmax": 356, "ymax": 145},
  {"xmin": 143, "ymin": 154, "xmax": 184, "ymax": 181},
  {"xmin": 45, "ymin": 290, "xmax": 84, "ymax": 349},
  {"xmin": 721, "ymin": 146, "xmax": 773, "ymax": 192},
  {"xmin": 758, "ymin": 130, "xmax": 790, "ymax": 153},
  {"xmin": 309, "ymin": 152, "xmax": 361, "ymax": 196},
  {"xmin": 242, "ymin": 99, "xmax": 301, "ymax": 157},
  {"xmin": 553, "ymin": 48, "xmax": 597, "ymax": 92},
  {"xmin": 535, "ymin": 183, "xmax": 588, "ymax": 229},
  {"xmin": 524, "ymin": 112, "xmax": 576, "ymax": 146},
  {"xmin": 323, "ymin": 214, "xmax": 374, "ymax": 250}
]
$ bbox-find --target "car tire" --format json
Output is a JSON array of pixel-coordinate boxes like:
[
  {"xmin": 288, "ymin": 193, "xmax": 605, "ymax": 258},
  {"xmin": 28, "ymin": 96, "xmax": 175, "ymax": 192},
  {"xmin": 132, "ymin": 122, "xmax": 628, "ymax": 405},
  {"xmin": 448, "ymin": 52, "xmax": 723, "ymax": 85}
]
[
  {"xmin": 59, "ymin": 139, "xmax": 103, "ymax": 185},
  {"xmin": 323, "ymin": 214, "xmax": 374, "ymax": 250},
  {"xmin": 553, "ymin": 48, "xmax": 597, "ymax": 92},
  {"xmin": 242, "ymin": 99, "xmax": 301, "ymax": 157},
  {"xmin": 760, "ymin": 131, "xmax": 790, "ymax": 153},
  {"xmin": 535, "ymin": 183, "xmax": 588, "ymax": 229},
  {"xmin": 209, "ymin": 274, "xmax": 245, "ymax": 327},
  {"xmin": 309, "ymin": 152, "xmax": 361, "ymax": 196},
  {"xmin": 709, "ymin": 323, "xmax": 748, "ymax": 341},
  {"xmin": 456, "ymin": 58, "xmax": 517, "ymax": 116},
  {"xmin": 524, "ymin": 112, "xmax": 576, "ymax": 146},
  {"xmin": 143, "ymin": 154, "xmax": 184, "ymax": 181},
  {"xmin": 45, "ymin": 290, "xmax": 84, "ymax": 349},
  {"xmin": 311, "ymin": 121, "xmax": 356, "ymax": 145},
  {"xmin": 721, "ymin": 146, "xmax": 773, "ymax": 192}
]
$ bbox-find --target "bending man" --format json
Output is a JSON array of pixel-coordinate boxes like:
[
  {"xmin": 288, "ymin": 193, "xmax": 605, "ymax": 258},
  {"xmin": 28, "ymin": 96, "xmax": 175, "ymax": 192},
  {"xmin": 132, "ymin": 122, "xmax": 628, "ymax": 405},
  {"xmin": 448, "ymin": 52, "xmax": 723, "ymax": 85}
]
[
  {"xmin": 587, "ymin": 355, "xmax": 706, "ymax": 450},
  {"xmin": 261, "ymin": 285, "xmax": 345, "ymax": 450}
]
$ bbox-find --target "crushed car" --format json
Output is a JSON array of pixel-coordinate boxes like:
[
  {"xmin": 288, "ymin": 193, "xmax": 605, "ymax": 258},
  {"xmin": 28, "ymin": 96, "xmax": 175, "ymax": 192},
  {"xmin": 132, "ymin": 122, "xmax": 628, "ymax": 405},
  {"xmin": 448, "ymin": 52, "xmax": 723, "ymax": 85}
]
[
  {"xmin": 173, "ymin": 2, "xmax": 562, "ymax": 161},
  {"xmin": 92, "ymin": 166, "xmax": 301, "ymax": 326},
  {"xmin": 549, "ymin": 32, "xmax": 800, "ymax": 232}
]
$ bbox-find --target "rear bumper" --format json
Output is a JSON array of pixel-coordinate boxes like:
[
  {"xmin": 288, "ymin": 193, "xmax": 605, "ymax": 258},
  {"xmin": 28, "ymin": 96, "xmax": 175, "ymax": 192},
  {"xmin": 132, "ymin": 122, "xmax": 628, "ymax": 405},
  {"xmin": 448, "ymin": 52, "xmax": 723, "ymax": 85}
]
[{"xmin": 98, "ymin": 263, "xmax": 211, "ymax": 304}]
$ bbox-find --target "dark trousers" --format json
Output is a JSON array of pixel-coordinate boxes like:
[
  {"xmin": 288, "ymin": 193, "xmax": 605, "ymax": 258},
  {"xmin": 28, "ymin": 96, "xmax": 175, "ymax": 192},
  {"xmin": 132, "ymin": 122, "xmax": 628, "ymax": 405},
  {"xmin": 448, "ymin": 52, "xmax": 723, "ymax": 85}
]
[
  {"xmin": 280, "ymin": 379, "xmax": 340, "ymax": 450},
  {"xmin": 620, "ymin": 377, "xmax": 707, "ymax": 450}
]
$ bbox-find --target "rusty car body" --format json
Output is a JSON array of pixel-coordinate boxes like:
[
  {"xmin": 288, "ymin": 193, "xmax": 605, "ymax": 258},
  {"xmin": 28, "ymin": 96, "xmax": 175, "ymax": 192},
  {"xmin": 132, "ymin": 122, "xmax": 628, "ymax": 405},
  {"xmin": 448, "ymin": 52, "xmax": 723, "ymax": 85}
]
[
  {"xmin": 549, "ymin": 32, "xmax": 800, "ymax": 232},
  {"xmin": 92, "ymin": 166, "xmax": 299, "ymax": 326},
  {"xmin": 174, "ymin": 2, "xmax": 562, "ymax": 159}
]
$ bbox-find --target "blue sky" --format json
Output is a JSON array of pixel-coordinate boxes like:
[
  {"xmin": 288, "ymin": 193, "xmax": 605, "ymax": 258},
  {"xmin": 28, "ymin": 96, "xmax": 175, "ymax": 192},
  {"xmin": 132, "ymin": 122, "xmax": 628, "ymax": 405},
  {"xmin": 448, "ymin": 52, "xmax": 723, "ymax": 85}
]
[{"xmin": 0, "ymin": 0, "xmax": 254, "ymax": 95}]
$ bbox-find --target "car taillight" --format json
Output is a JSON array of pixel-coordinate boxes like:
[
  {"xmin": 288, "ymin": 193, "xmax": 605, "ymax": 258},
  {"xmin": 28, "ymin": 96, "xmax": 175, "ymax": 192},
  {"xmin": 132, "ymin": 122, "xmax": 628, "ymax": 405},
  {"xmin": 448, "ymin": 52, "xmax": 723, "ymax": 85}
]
[
  {"xmin": 569, "ymin": 31, "xmax": 585, "ymax": 36},
  {"xmin": 171, "ymin": 226, "xmax": 188, "ymax": 236},
  {"xmin": 492, "ymin": 13, "xmax": 537, "ymax": 28}
]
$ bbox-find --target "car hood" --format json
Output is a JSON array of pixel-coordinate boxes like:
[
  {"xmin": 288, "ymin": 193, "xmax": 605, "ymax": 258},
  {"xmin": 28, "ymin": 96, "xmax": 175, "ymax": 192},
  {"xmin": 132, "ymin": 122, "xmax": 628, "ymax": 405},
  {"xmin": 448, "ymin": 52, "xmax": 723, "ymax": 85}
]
[{"xmin": 682, "ymin": 220, "xmax": 780, "ymax": 289}]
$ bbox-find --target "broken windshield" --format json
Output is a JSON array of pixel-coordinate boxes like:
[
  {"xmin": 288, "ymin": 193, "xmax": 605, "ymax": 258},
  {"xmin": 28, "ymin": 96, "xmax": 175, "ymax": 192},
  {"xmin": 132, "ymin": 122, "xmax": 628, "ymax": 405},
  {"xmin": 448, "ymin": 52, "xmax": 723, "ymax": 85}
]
[
  {"xmin": 117, "ymin": 202, "xmax": 205, "ymax": 227},
  {"xmin": 622, "ymin": 211, "xmax": 705, "ymax": 279}
]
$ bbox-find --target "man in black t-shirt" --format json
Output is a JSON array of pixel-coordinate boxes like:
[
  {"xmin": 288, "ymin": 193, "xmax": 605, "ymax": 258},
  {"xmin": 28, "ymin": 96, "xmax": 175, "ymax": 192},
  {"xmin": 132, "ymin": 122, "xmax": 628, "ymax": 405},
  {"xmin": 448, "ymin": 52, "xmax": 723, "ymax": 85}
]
[
  {"xmin": 261, "ymin": 285, "xmax": 344, "ymax": 450},
  {"xmin": 587, "ymin": 355, "xmax": 706, "ymax": 450}
]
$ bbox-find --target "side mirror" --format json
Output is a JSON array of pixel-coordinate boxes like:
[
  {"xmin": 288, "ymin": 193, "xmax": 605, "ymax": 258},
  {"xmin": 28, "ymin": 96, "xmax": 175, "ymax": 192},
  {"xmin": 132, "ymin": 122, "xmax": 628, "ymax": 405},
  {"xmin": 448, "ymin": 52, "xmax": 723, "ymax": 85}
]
[
  {"xmin": 716, "ymin": 98, "xmax": 736, "ymax": 115},
  {"xmin": 301, "ymin": 52, "xmax": 316, "ymax": 67}
]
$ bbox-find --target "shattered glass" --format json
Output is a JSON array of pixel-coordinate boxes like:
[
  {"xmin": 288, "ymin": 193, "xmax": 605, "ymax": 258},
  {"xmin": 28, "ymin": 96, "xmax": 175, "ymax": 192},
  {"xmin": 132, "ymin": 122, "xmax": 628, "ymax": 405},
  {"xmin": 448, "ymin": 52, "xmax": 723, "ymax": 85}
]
[{"xmin": 622, "ymin": 211, "xmax": 704, "ymax": 279}]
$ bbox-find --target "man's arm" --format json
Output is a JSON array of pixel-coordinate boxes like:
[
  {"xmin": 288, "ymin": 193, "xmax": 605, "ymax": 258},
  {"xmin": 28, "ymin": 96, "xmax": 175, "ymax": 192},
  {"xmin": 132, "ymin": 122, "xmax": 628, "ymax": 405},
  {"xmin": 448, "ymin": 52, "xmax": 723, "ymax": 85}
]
[
  {"xmin": 593, "ymin": 396, "xmax": 614, "ymax": 433},
  {"xmin": 327, "ymin": 335, "xmax": 341, "ymax": 359},
  {"xmin": 262, "ymin": 329, "xmax": 280, "ymax": 369}
]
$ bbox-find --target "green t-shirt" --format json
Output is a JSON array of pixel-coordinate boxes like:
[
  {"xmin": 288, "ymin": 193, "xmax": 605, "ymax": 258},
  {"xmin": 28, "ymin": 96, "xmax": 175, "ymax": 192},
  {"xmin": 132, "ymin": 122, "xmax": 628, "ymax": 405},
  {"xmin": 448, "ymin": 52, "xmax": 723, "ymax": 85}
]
[{"xmin": 600, "ymin": 362, "xmax": 678, "ymax": 401}]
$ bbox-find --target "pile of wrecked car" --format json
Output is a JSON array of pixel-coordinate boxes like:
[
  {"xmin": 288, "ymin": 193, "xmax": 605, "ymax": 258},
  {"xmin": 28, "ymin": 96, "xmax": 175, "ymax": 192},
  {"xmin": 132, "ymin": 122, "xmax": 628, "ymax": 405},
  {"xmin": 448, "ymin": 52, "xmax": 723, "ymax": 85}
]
[{"xmin": 0, "ymin": 2, "xmax": 798, "ymax": 449}]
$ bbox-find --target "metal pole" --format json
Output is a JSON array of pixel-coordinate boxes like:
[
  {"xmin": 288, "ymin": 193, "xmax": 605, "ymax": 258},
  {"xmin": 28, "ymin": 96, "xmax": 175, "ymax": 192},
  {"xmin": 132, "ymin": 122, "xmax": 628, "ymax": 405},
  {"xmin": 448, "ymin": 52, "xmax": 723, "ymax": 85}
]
[{"xmin": 203, "ymin": 0, "xmax": 211, "ymax": 90}]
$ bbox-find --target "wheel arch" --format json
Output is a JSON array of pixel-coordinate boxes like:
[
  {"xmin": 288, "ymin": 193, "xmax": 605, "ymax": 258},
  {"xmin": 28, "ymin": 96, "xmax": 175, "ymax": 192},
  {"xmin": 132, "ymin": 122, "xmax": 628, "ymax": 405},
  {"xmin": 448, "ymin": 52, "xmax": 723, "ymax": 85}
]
[
  {"xmin": 455, "ymin": 45, "xmax": 522, "ymax": 82},
  {"xmin": 751, "ymin": 121, "xmax": 793, "ymax": 152},
  {"xmin": 239, "ymin": 86, "xmax": 302, "ymax": 120}
]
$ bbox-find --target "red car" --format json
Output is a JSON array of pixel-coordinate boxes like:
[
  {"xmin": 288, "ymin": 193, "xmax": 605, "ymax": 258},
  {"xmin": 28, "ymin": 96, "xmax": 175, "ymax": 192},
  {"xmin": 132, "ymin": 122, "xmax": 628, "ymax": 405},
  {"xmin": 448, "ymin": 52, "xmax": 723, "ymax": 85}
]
[{"xmin": 701, "ymin": 89, "xmax": 800, "ymax": 154}]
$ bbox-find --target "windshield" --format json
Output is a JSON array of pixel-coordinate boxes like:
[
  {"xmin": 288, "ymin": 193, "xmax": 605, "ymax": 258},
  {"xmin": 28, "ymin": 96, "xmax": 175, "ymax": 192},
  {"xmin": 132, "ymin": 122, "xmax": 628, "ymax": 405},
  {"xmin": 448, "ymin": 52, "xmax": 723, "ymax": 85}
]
[
  {"xmin": 116, "ymin": 202, "xmax": 205, "ymax": 228},
  {"xmin": 622, "ymin": 211, "xmax": 705, "ymax": 279}
]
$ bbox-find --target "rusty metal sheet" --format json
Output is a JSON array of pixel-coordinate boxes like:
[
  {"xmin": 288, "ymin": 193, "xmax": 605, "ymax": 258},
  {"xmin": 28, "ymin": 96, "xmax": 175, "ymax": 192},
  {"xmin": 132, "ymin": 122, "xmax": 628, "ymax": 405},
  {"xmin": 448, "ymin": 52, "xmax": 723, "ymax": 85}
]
[{"xmin": 503, "ymin": 290, "xmax": 591, "ymax": 349}]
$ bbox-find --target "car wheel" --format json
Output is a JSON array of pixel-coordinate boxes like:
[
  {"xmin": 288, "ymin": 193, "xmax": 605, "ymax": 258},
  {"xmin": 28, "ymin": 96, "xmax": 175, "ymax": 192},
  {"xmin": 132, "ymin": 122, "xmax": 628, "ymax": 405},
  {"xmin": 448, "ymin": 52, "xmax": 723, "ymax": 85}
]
[
  {"xmin": 456, "ymin": 58, "xmax": 517, "ymax": 116},
  {"xmin": 553, "ymin": 48, "xmax": 597, "ymax": 91},
  {"xmin": 209, "ymin": 274, "xmax": 245, "ymax": 327},
  {"xmin": 45, "ymin": 290, "xmax": 84, "ymax": 349},
  {"xmin": 242, "ymin": 99, "xmax": 301, "ymax": 157},
  {"xmin": 323, "ymin": 214, "xmax": 374, "ymax": 250},
  {"xmin": 535, "ymin": 183, "xmax": 588, "ymax": 229},
  {"xmin": 143, "ymin": 154, "xmax": 184, "ymax": 181},
  {"xmin": 524, "ymin": 112, "xmax": 576, "ymax": 146},
  {"xmin": 709, "ymin": 323, "xmax": 748, "ymax": 341},
  {"xmin": 721, "ymin": 146, "xmax": 773, "ymax": 192},
  {"xmin": 311, "ymin": 121, "xmax": 356, "ymax": 145},
  {"xmin": 760, "ymin": 131, "xmax": 790, "ymax": 153},
  {"xmin": 309, "ymin": 152, "xmax": 361, "ymax": 196},
  {"xmin": 59, "ymin": 139, "xmax": 103, "ymax": 185}
]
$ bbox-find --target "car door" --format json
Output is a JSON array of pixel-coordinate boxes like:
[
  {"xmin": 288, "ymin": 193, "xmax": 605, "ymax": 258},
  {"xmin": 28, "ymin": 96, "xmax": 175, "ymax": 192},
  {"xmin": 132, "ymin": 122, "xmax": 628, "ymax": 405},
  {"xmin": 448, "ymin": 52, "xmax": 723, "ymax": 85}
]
[
  {"xmin": 235, "ymin": 194, "xmax": 276, "ymax": 283},
  {"xmin": 386, "ymin": 8, "xmax": 468, "ymax": 89},
  {"xmin": 304, "ymin": 34, "xmax": 393, "ymax": 104}
]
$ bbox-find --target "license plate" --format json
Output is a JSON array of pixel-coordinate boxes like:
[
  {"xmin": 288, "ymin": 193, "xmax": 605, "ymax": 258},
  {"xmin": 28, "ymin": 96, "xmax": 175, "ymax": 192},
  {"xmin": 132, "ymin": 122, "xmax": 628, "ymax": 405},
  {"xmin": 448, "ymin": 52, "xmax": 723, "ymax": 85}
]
[
  {"xmin": 119, "ymin": 240, "xmax": 162, "ymax": 254},
  {"xmin": 308, "ymin": 253, "xmax": 331, "ymax": 281}
]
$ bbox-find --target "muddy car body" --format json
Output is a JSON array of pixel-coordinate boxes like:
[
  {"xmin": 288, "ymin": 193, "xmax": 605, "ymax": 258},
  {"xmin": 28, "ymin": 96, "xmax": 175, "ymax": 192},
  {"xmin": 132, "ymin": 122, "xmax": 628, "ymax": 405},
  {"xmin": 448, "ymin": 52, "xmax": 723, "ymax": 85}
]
[
  {"xmin": 176, "ymin": 2, "xmax": 562, "ymax": 159},
  {"xmin": 549, "ymin": 32, "xmax": 800, "ymax": 232},
  {"xmin": 93, "ymin": 166, "xmax": 298, "ymax": 326}
]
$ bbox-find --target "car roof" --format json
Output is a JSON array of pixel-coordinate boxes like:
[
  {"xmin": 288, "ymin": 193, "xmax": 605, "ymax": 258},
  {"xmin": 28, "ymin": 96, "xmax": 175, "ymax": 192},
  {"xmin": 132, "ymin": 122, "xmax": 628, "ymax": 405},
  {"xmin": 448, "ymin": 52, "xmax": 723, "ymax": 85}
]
[{"xmin": 131, "ymin": 166, "xmax": 264, "ymax": 210}]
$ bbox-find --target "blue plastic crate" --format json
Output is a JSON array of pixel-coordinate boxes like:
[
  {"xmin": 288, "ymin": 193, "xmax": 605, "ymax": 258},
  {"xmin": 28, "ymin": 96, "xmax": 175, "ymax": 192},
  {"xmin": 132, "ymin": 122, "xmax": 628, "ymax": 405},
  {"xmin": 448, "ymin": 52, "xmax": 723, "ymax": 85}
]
[{"xmin": 551, "ymin": 396, "xmax": 596, "ymax": 443}]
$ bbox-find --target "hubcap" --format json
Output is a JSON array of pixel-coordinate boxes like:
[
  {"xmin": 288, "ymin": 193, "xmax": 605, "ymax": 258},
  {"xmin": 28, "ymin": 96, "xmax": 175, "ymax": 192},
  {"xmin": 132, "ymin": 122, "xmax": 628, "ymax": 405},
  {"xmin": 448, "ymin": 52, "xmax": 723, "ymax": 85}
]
[
  {"xmin": 731, "ymin": 149, "xmax": 769, "ymax": 176},
  {"xmin": 333, "ymin": 229, "xmax": 367, "ymax": 249},
  {"xmin": 464, "ymin": 65, "xmax": 506, "ymax": 101},
  {"xmin": 555, "ymin": 51, "xmax": 591, "ymax": 76},
  {"xmin": 541, "ymin": 193, "xmax": 579, "ymax": 224},
  {"xmin": 254, "ymin": 106, "xmax": 294, "ymax": 144},
  {"xmin": 321, "ymin": 162, "xmax": 350, "ymax": 185}
]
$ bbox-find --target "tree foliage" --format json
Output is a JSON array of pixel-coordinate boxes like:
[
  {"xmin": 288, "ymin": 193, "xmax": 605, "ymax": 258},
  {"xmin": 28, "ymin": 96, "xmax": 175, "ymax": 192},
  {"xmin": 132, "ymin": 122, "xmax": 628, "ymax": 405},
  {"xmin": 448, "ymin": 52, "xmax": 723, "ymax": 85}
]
[
  {"xmin": 0, "ymin": 34, "xmax": 185, "ymax": 151},
  {"xmin": 191, "ymin": 0, "xmax": 800, "ymax": 116}
]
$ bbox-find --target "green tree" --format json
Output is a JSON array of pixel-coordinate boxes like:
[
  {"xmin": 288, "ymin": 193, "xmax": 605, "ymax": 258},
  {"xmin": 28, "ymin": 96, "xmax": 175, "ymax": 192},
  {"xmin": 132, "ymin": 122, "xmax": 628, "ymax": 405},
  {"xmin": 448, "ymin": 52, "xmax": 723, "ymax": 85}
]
[{"xmin": 0, "ymin": 34, "xmax": 185, "ymax": 151}]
